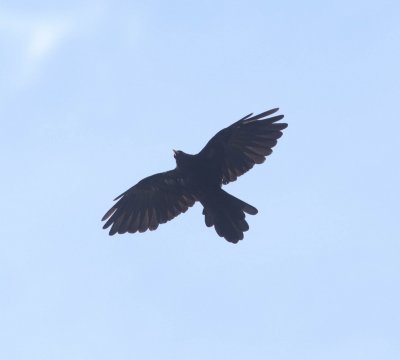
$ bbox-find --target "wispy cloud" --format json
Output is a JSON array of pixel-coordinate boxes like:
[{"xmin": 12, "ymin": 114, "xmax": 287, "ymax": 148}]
[
  {"xmin": 0, "ymin": 4, "xmax": 106, "ymax": 89},
  {"xmin": 0, "ymin": 14, "xmax": 71, "ymax": 60},
  {"xmin": 27, "ymin": 21, "xmax": 71, "ymax": 64},
  {"xmin": 0, "ymin": 11, "xmax": 73, "ymax": 87}
]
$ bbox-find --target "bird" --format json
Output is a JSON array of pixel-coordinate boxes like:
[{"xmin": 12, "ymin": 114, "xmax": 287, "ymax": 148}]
[{"xmin": 102, "ymin": 108, "xmax": 287, "ymax": 243}]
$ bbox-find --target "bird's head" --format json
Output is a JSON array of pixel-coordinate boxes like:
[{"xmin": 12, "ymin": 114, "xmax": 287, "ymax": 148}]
[
  {"xmin": 173, "ymin": 149, "xmax": 183, "ymax": 160},
  {"xmin": 173, "ymin": 149, "xmax": 190, "ymax": 168}
]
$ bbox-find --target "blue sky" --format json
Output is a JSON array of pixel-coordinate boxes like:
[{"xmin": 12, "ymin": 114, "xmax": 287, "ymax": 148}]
[{"xmin": 1, "ymin": 1, "xmax": 399, "ymax": 359}]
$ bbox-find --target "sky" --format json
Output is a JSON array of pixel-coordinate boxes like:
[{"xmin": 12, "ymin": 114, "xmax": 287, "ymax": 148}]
[{"xmin": 1, "ymin": 0, "xmax": 400, "ymax": 359}]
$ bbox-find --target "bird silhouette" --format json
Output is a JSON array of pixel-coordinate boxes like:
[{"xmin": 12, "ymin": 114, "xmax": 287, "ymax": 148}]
[{"xmin": 102, "ymin": 108, "xmax": 287, "ymax": 243}]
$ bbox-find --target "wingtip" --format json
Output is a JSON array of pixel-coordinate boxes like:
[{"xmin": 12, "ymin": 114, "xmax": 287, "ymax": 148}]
[
  {"xmin": 244, "ymin": 204, "xmax": 258, "ymax": 215},
  {"xmin": 109, "ymin": 228, "xmax": 118, "ymax": 236},
  {"xmin": 238, "ymin": 113, "xmax": 254, "ymax": 121},
  {"xmin": 101, "ymin": 207, "xmax": 115, "ymax": 221},
  {"xmin": 269, "ymin": 114, "xmax": 285, "ymax": 123},
  {"xmin": 242, "ymin": 108, "xmax": 282, "ymax": 123},
  {"xmin": 261, "ymin": 107, "xmax": 279, "ymax": 117},
  {"xmin": 101, "ymin": 214, "xmax": 109, "ymax": 222}
]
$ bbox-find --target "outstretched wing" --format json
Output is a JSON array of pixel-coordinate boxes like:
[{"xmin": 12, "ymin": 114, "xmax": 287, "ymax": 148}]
[
  {"xmin": 198, "ymin": 108, "xmax": 287, "ymax": 185},
  {"xmin": 102, "ymin": 170, "xmax": 197, "ymax": 235}
]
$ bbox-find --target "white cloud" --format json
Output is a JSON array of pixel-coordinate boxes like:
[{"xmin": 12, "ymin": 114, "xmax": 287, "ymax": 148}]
[
  {"xmin": 0, "ymin": 2, "xmax": 110, "ymax": 90},
  {"xmin": 0, "ymin": 12, "xmax": 72, "ymax": 63},
  {"xmin": 27, "ymin": 21, "xmax": 71, "ymax": 64},
  {"xmin": 0, "ymin": 11, "xmax": 73, "ymax": 87}
]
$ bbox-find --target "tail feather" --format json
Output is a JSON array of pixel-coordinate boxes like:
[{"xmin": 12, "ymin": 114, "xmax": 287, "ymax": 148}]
[{"xmin": 201, "ymin": 190, "xmax": 258, "ymax": 243}]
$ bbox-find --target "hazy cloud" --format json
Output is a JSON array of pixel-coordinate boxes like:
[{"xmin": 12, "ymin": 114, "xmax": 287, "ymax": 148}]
[
  {"xmin": 0, "ymin": 11, "xmax": 72, "ymax": 87},
  {"xmin": 27, "ymin": 21, "xmax": 71, "ymax": 64},
  {"xmin": 0, "ymin": 4, "xmax": 107, "ymax": 88}
]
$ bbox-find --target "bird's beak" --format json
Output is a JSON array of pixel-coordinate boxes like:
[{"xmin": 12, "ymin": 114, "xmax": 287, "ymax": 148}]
[{"xmin": 173, "ymin": 149, "xmax": 177, "ymax": 156}]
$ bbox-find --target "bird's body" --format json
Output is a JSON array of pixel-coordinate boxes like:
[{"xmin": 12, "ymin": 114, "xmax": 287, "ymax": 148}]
[
  {"xmin": 102, "ymin": 108, "xmax": 287, "ymax": 243},
  {"xmin": 174, "ymin": 151, "xmax": 221, "ymax": 191}
]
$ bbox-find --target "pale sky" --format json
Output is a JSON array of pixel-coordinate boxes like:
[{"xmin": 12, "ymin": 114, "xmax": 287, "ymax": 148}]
[{"xmin": 1, "ymin": 1, "xmax": 400, "ymax": 359}]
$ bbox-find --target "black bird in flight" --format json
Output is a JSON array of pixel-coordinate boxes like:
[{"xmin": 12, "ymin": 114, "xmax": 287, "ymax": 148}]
[{"xmin": 102, "ymin": 108, "xmax": 287, "ymax": 243}]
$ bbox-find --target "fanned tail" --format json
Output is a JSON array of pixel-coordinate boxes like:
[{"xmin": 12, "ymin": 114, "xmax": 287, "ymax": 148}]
[{"xmin": 201, "ymin": 189, "xmax": 257, "ymax": 243}]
